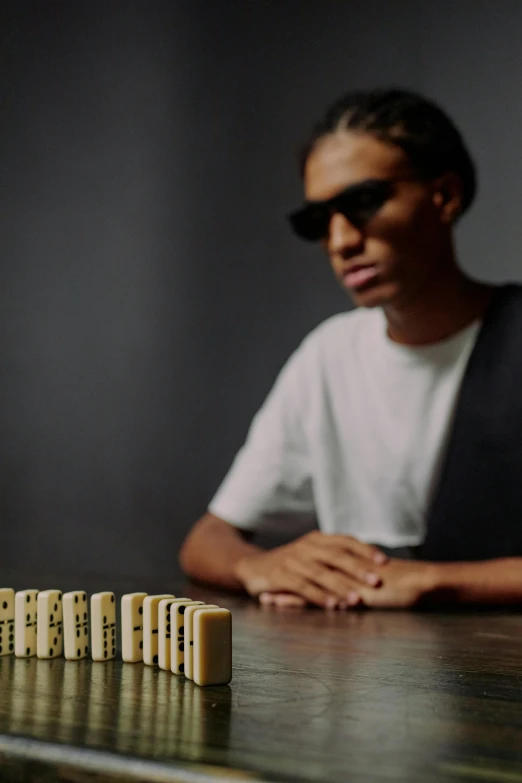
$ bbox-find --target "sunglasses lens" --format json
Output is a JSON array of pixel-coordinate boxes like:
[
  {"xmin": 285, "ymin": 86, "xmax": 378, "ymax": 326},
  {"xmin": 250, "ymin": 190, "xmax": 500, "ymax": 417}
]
[
  {"xmin": 336, "ymin": 181, "xmax": 393, "ymax": 226},
  {"xmin": 288, "ymin": 180, "xmax": 395, "ymax": 242},
  {"xmin": 288, "ymin": 205, "xmax": 329, "ymax": 242}
]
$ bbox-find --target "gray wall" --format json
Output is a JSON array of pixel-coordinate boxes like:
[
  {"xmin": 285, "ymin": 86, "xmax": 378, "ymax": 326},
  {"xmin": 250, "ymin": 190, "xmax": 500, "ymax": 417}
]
[{"xmin": 1, "ymin": 0, "xmax": 520, "ymax": 577}]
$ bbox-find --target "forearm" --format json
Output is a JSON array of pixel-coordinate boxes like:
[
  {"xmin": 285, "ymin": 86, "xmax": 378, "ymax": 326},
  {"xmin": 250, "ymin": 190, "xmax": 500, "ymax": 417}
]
[
  {"xmin": 179, "ymin": 512, "xmax": 262, "ymax": 591},
  {"xmin": 432, "ymin": 558, "xmax": 522, "ymax": 604}
]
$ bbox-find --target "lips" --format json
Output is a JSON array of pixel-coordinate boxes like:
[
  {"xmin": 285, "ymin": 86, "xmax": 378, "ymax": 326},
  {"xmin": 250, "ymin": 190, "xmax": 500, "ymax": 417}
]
[{"xmin": 342, "ymin": 264, "xmax": 378, "ymax": 290}]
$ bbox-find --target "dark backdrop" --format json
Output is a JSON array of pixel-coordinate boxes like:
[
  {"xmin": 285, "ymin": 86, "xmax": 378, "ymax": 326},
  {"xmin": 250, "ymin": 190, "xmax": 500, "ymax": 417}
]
[{"xmin": 1, "ymin": 0, "xmax": 521, "ymax": 578}]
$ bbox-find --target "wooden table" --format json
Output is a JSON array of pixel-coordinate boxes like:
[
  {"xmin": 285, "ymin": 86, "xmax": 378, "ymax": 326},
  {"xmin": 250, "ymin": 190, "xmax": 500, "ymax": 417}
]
[{"xmin": 1, "ymin": 570, "xmax": 522, "ymax": 782}]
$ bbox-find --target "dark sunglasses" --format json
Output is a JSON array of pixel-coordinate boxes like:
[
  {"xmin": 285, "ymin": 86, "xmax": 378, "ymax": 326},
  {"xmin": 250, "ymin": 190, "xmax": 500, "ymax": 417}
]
[{"xmin": 288, "ymin": 177, "xmax": 417, "ymax": 242}]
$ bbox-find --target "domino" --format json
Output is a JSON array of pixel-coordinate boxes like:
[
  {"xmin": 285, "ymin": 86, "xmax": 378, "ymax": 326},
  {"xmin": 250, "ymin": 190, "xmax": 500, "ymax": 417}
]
[
  {"xmin": 182, "ymin": 603, "xmax": 218, "ymax": 680},
  {"xmin": 170, "ymin": 600, "xmax": 204, "ymax": 676},
  {"xmin": 91, "ymin": 592, "xmax": 116, "ymax": 661},
  {"xmin": 36, "ymin": 590, "xmax": 63, "ymax": 659},
  {"xmin": 157, "ymin": 597, "xmax": 190, "ymax": 671},
  {"xmin": 14, "ymin": 589, "xmax": 39, "ymax": 658},
  {"xmin": 0, "ymin": 588, "xmax": 15, "ymax": 656},
  {"xmin": 142, "ymin": 594, "xmax": 174, "ymax": 666},
  {"xmin": 121, "ymin": 592, "xmax": 148, "ymax": 663},
  {"xmin": 63, "ymin": 591, "xmax": 89, "ymax": 660},
  {"xmin": 192, "ymin": 607, "xmax": 232, "ymax": 686}
]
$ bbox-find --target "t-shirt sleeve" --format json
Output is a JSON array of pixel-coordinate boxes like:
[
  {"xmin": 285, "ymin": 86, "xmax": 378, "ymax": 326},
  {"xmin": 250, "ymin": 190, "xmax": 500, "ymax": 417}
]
[{"xmin": 208, "ymin": 341, "xmax": 315, "ymax": 531}]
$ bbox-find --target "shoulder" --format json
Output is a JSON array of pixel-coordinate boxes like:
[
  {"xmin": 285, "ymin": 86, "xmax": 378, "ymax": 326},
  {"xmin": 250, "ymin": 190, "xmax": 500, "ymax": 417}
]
[{"xmin": 275, "ymin": 307, "xmax": 379, "ymax": 391}]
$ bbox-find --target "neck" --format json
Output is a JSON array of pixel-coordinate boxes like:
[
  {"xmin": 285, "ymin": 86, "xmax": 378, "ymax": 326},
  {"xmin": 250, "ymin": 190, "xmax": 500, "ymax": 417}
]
[{"xmin": 382, "ymin": 262, "xmax": 497, "ymax": 347}]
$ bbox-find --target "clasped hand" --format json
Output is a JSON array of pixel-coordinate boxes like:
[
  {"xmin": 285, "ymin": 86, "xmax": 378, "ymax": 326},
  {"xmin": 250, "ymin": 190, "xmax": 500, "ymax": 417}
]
[{"xmin": 234, "ymin": 531, "xmax": 438, "ymax": 609}]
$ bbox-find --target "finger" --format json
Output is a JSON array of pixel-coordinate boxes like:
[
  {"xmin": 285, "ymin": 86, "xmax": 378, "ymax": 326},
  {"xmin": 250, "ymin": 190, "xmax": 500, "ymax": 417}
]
[
  {"xmin": 259, "ymin": 592, "xmax": 276, "ymax": 605},
  {"xmin": 276, "ymin": 570, "xmax": 343, "ymax": 609},
  {"xmin": 286, "ymin": 558, "xmax": 362, "ymax": 606},
  {"xmin": 319, "ymin": 534, "xmax": 387, "ymax": 564},
  {"xmin": 318, "ymin": 551, "xmax": 383, "ymax": 588},
  {"xmin": 259, "ymin": 592, "xmax": 307, "ymax": 608}
]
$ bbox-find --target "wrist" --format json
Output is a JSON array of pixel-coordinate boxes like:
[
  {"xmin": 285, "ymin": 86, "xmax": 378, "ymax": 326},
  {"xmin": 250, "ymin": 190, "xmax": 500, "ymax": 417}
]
[
  {"xmin": 422, "ymin": 561, "xmax": 472, "ymax": 603},
  {"xmin": 425, "ymin": 562, "xmax": 446, "ymax": 594},
  {"xmin": 233, "ymin": 549, "xmax": 265, "ymax": 589}
]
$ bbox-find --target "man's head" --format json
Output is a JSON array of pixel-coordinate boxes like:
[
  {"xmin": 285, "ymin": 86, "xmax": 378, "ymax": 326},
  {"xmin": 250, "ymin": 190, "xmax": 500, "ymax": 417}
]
[{"xmin": 289, "ymin": 88, "xmax": 477, "ymax": 309}]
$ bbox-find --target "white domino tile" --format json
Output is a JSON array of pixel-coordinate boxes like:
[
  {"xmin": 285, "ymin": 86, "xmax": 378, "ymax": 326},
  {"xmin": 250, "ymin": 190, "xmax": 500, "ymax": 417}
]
[
  {"xmin": 91, "ymin": 592, "xmax": 116, "ymax": 661},
  {"xmin": 0, "ymin": 588, "xmax": 15, "ymax": 657},
  {"xmin": 142, "ymin": 594, "xmax": 174, "ymax": 666},
  {"xmin": 170, "ymin": 600, "xmax": 204, "ymax": 676},
  {"xmin": 36, "ymin": 590, "xmax": 63, "ymax": 659},
  {"xmin": 63, "ymin": 591, "xmax": 90, "ymax": 660},
  {"xmin": 182, "ymin": 603, "xmax": 218, "ymax": 680},
  {"xmin": 14, "ymin": 589, "xmax": 39, "ymax": 658},
  {"xmin": 121, "ymin": 592, "xmax": 148, "ymax": 663},
  {"xmin": 192, "ymin": 607, "xmax": 232, "ymax": 686},
  {"xmin": 157, "ymin": 598, "xmax": 191, "ymax": 671}
]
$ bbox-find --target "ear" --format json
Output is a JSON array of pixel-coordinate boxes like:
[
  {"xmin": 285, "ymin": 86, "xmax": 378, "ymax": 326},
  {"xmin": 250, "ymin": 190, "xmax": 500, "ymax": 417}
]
[{"xmin": 432, "ymin": 172, "xmax": 463, "ymax": 225}]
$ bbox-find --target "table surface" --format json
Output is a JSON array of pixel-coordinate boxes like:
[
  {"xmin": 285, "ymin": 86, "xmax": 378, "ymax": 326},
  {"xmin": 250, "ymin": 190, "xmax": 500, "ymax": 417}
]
[{"xmin": 1, "ymin": 570, "xmax": 522, "ymax": 783}]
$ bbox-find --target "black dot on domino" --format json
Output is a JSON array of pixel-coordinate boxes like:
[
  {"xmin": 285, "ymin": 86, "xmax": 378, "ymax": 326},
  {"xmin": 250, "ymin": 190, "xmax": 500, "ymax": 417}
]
[
  {"xmin": 9, "ymin": 625, "xmax": 13, "ymax": 634},
  {"xmin": 9, "ymin": 643, "xmax": 13, "ymax": 651},
  {"xmin": 104, "ymin": 651, "xmax": 107, "ymax": 659},
  {"xmin": 75, "ymin": 595, "xmax": 78, "ymax": 604},
  {"xmin": 77, "ymin": 648, "xmax": 80, "ymax": 656},
  {"xmin": 153, "ymin": 655, "xmax": 158, "ymax": 664},
  {"xmin": 2, "ymin": 602, "xmax": 6, "ymax": 609},
  {"xmin": 104, "ymin": 641, "xmax": 107, "ymax": 649},
  {"xmin": 179, "ymin": 664, "xmax": 184, "ymax": 673},
  {"xmin": 26, "ymin": 595, "xmax": 30, "ymax": 603},
  {"xmin": 85, "ymin": 646, "xmax": 88, "ymax": 654},
  {"xmin": 179, "ymin": 643, "xmax": 184, "ymax": 652},
  {"xmin": 9, "ymin": 634, "xmax": 13, "ymax": 642},
  {"xmin": 167, "ymin": 623, "xmax": 171, "ymax": 632},
  {"xmin": 179, "ymin": 627, "xmax": 184, "ymax": 636},
  {"xmin": 76, "ymin": 630, "xmax": 80, "ymax": 638},
  {"xmin": 83, "ymin": 612, "xmax": 87, "ymax": 620},
  {"xmin": 50, "ymin": 614, "xmax": 54, "ymax": 622},
  {"xmin": 139, "ymin": 606, "xmax": 143, "ymax": 615},
  {"xmin": 104, "ymin": 631, "xmax": 107, "ymax": 639},
  {"xmin": 49, "ymin": 648, "xmax": 53, "ymax": 657},
  {"xmin": 0, "ymin": 646, "xmax": 2, "ymax": 653},
  {"xmin": 178, "ymin": 606, "xmax": 185, "ymax": 614},
  {"xmin": 110, "ymin": 595, "xmax": 114, "ymax": 603},
  {"xmin": 76, "ymin": 614, "xmax": 79, "ymax": 623},
  {"xmin": 112, "ymin": 647, "xmax": 115, "ymax": 656},
  {"xmin": 82, "ymin": 594, "xmax": 86, "ymax": 602},
  {"xmin": 54, "ymin": 604, "xmax": 58, "ymax": 611},
  {"xmin": 139, "ymin": 641, "xmax": 143, "ymax": 649},
  {"xmin": 26, "ymin": 647, "xmax": 30, "ymax": 656},
  {"xmin": 53, "ymin": 637, "xmax": 57, "ymax": 646},
  {"xmin": 58, "ymin": 627, "xmax": 62, "ymax": 635},
  {"xmin": 103, "ymin": 616, "xmax": 107, "ymax": 624},
  {"xmin": 26, "ymin": 614, "xmax": 30, "ymax": 622},
  {"xmin": 84, "ymin": 628, "xmax": 88, "ymax": 636}
]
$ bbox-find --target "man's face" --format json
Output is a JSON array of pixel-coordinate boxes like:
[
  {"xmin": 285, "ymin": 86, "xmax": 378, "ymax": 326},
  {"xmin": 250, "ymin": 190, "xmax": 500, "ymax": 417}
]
[{"xmin": 303, "ymin": 131, "xmax": 457, "ymax": 309}]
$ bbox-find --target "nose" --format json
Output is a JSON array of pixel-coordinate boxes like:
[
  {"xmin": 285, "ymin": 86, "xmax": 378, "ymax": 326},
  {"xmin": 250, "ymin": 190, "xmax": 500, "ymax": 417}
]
[{"xmin": 326, "ymin": 212, "xmax": 364, "ymax": 257}]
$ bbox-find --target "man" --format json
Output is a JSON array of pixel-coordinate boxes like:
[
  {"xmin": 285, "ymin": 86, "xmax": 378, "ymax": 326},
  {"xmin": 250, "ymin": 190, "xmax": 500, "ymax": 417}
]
[{"xmin": 179, "ymin": 88, "xmax": 522, "ymax": 609}]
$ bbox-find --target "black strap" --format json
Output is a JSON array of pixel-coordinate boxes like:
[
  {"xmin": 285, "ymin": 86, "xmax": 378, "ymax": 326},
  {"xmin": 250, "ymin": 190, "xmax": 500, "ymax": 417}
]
[{"xmin": 421, "ymin": 283, "xmax": 522, "ymax": 561}]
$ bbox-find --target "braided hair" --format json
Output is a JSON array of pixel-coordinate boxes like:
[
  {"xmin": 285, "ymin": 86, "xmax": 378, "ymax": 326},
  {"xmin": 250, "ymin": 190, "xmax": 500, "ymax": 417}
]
[{"xmin": 299, "ymin": 88, "xmax": 477, "ymax": 216}]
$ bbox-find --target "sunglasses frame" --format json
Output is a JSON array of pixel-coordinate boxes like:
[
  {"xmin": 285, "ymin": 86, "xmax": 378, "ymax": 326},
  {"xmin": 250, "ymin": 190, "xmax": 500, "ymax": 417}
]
[{"xmin": 288, "ymin": 176, "xmax": 421, "ymax": 242}]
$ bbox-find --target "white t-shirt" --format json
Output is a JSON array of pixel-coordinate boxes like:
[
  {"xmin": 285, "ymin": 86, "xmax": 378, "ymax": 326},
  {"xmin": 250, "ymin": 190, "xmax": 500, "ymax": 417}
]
[{"xmin": 209, "ymin": 306, "xmax": 482, "ymax": 548}]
